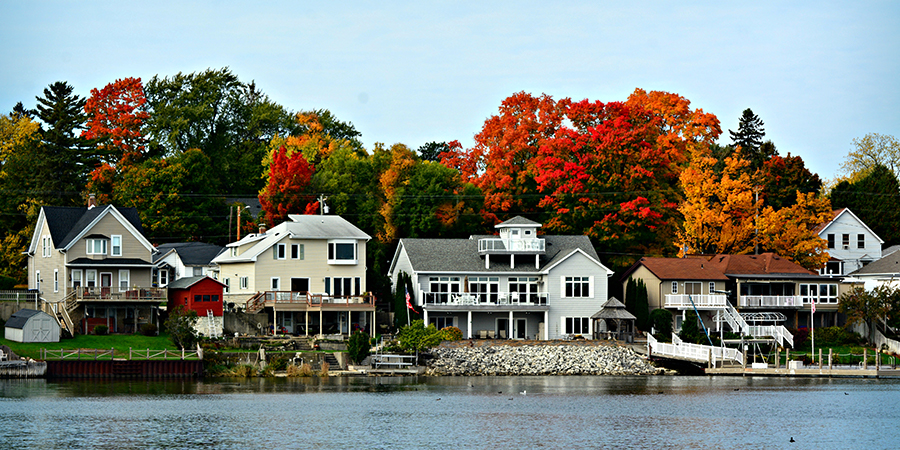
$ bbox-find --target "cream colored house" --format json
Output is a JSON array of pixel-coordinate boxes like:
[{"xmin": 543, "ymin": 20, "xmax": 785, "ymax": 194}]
[
  {"xmin": 26, "ymin": 196, "xmax": 162, "ymax": 335},
  {"xmin": 211, "ymin": 214, "xmax": 374, "ymax": 336}
]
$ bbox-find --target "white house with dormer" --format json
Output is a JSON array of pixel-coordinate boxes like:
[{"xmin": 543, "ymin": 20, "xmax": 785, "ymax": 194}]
[{"xmin": 816, "ymin": 208, "xmax": 883, "ymax": 275}]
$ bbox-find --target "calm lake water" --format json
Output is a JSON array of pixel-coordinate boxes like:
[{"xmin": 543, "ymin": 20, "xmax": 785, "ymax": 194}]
[{"xmin": 1, "ymin": 375, "xmax": 898, "ymax": 449}]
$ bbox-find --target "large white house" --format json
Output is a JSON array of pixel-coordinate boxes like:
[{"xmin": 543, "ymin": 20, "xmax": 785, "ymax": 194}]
[{"xmin": 388, "ymin": 216, "xmax": 614, "ymax": 340}]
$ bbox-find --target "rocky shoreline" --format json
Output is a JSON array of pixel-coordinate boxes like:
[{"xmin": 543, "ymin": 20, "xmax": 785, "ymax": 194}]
[{"xmin": 426, "ymin": 342, "xmax": 665, "ymax": 376}]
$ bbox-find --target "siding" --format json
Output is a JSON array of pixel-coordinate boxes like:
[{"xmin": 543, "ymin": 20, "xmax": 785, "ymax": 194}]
[{"xmin": 546, "ymin": 252, "xmax": 609, "ymax": 339}]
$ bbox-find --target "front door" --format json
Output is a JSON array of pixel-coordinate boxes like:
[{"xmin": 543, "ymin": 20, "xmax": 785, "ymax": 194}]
[
  {"xmin": 515, "ymin": 318, "xmax": 527, "ymax": 340},
  {"xmin": 100, "ymin": 273, "xmax": 112, "ymax": 298}
]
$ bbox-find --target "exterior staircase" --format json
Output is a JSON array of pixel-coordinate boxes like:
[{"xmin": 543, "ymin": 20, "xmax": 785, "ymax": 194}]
[
  {"xmin": 245, "ymin": 292, "xmax": 267, "ymax": 314},
  {"xmin": 323, "ymin": 353, "xmax": 340, "ymax": 370}
]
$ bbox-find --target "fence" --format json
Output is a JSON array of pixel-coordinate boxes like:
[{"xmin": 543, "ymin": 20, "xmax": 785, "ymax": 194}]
[{"xmin": 41, "ymin": 348, "xmax": 202, "ymax": 360}]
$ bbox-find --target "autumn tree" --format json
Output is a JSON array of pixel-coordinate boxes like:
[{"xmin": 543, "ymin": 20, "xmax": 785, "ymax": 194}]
[
  {"xmin": 838, "ymin": 133, "xmax": 900, "ymax": 182},
  {"xmin": 83, "ymin": 77, "xmax": 151, "ymax": 165},
  {"xmin": 839, "ymin": 285, "xmax": 900, "ymax": 343},
  {"xmin": 758, "ymin": 153, "xmax": 823, "ymax": 210},
  {"xmin": 258, "ymin": 145, "xmax": 315, "ymax": 227},
  {"xmin": 756, "ymin": 192, "xmax": 832, "ymax": 269}
]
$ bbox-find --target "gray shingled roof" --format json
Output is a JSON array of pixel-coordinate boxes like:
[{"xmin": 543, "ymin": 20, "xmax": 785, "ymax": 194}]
[
  {"xmin": 851, "ymin": 250, "xmax": 900, "ymax": 275},
  {"xmin": 166, "ymin": 276, "xmax": 225, "ymax": 289},
  {"xmin": 5, "ymin": 309, "xmax": 45, "ymax": 329},
  {"xmin": 399, "ymin": 235, "xmax": 600, "ymax": 273},
  {"xmin": 68, "ymin": 258, "xmax": 153, "ymax": 266},
  {"xmin": 154, "ymin": 242, "xmax": 225, "ymax": 265},
  {"xmin": 44, "ymin": 205, "xmax": 144, "ymax": 249},
  {"xmin": 497, "ymin": 216, "xmax": 541, "ymax": 227}
]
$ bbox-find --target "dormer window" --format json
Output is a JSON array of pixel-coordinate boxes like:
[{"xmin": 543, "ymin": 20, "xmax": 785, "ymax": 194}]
[
  {"xmin": 87, "ymin": 238, "xmax": 107, "ymax": 255},
  {"xmin": 328, "ymin": 240, "xmax": 357, "ymax": 265}
]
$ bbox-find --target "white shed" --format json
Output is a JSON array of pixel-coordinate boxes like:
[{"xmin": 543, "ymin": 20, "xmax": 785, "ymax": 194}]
[{"xmin": 4, "ymin": 309, "xmax": 60, "ymax": 343}]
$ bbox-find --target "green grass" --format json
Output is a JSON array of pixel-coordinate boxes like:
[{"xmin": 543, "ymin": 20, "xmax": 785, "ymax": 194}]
[{"xmin": 1, "ymin": 333, "xmax": 178, "ymax": 360}]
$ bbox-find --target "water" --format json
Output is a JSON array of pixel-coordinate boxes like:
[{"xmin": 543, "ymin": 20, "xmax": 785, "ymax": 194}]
[{"xmin": 1, "ymin": 376, "xmax": 898, "ymax": 449}]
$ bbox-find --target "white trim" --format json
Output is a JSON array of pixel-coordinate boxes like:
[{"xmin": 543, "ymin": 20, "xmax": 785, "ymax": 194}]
[
  {"xmin": 271, "ymin": 277, "xmax": 280, "ymax": 290},
  {"xmin": 819, "ymin": 208, "xmax": 884, "ymax": 244},
  {"xmin": 53, "ymin": 269, "xmax": 58, "ymax": 292},
  {"xmin": 111, "ymin": 235, "xmax": 122, "ymax": 256},
  {"xmin": 118, "ymin": 269, "xmax": 130, "ymax": 291},
  {"xmin": 541, "ymin": 248, "xmax": 614, "ymax": 276},
  {"xmin": 35, "ymin": 270, "xmax": 40, "ymax": 293},
  {"xmin": 62, "ymin": 205, "xmax": 156, "ymax": 253},
  {"xmin": 71, "ymin": 269, "xmax": 83, "ymax": 288}
]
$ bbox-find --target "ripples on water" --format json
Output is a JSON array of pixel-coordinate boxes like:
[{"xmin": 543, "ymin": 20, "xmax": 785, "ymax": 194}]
[{"xmin": 1, "ymin": 376, "xmax": 898, "ymax": 449}]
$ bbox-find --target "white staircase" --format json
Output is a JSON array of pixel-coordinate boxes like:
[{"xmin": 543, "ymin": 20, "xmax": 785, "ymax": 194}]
[{"xmin": 648, "ymin": 333, "xmax": 744, "ymax": 365}]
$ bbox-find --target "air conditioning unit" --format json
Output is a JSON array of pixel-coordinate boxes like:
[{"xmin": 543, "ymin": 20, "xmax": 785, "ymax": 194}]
[{"xmin": 842, "ymin": 245, "xmax": 850, "ymax": 250}]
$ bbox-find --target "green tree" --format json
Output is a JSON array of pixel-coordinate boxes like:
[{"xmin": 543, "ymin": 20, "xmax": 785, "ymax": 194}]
[
  {"xmin": 830, "ymin": 164, "xmax": 900, "ymax": 246},
  {"xmin": 838, "ymin": 133, "xmax": 900, "ymax": 182},
  {"xmin": 165, "ymin": 305, "xmax": 199, "ymax": 349},
  {"xmin": 678, "ymin": 310, "xmax": 706, "ymax": 345},
  {"xmin": 396, "ymin": 319, "xmax": 444, "ymax": 352},
  {"xmin": 417, "ymin": 141, "xmax": 448, "ymax": 162},
  {"xmin": 634, "ymin": 278, "xmax": 650, "ymax": 332},
  {"xmin": 650, "ymin": 309, "xmax": 674, "ymax": 342},
  {"xmin": 758, "ymin": 153, "xmax": 823, "ymax": 210},
  {"xmin": 839, "ymin": 285, "xmax": 900, "ymax": 343},
  {"xmin": 347, "ymin": 330, "xmax": 371, "ymax": 364},
  {"xmin": 728, "ymin": 108, "xmax": 765, "ymax": 161},
  {"xmin": 32, "ymin": 81, "xmax": 94, "ymax": 205}
]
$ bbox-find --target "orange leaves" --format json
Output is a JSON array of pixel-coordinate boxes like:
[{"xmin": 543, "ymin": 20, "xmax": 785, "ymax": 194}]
[
  {"xmin": 83, "ymin": 77, "xmax": 149, "ymax": 164},
  {"xmin": 258, "ymin": 145, "xmax": 315, "ymax": 227}
]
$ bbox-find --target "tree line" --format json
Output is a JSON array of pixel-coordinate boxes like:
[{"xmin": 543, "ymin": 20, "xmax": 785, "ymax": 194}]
[{"xmin": 2, "ymin": 67, "xmax": 899, "ymax": 302}]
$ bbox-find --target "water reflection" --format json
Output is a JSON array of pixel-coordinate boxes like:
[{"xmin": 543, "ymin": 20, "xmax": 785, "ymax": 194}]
[{"xmin": 0, "ymin": 376, "xmax": 898, "ymax": 449}]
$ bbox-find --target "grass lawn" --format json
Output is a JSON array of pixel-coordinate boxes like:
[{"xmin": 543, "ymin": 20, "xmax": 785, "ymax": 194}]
[{"xmin": 1, "ymin": 334, "xmax": 178, "ymax": 360}]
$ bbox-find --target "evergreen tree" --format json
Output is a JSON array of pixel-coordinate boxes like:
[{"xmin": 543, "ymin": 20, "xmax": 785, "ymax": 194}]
[
  {"xmin": 635, "ymin": 279, "xmax": 650, "ymax": 332},
  {"xmin": 33, "ymin": 81, "xmax": 94, "ymax": 205},
  {"xmin": 729, "ymin": 108, "xmax": 765, "ymax": 152},
  {"xmin": 830, "ymin": 164, "xmax": 900, "ymax": 246}
]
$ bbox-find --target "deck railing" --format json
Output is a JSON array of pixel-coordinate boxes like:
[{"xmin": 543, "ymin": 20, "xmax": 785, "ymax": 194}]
[
  {"xmin": 648, "ymin": 334, "xmax": 743, "ymax": 364},
  {"xmin": 746, "ymin": 325, "xmax": 795, "ymax": 348},
  {"xmin": 259, "ymin": 291, "xmax": 375, "ymax": 307},
  {"xmin": 423, "ymin": 291, "xmax": 548, "ymax": 306},
  {"xmin": 41, "ymin": 347, "xmax": 202, "ymax": 360},
  {"xmin": 739, "ymin": 295, "xmax": 801, "ymax": 308},
  {"xmin": 664, "ymin": 294, "xmax": 728, "ymax": 308},
  {"xmin": 478, "ymin": 237, "xmax": 545, "ymax": 253},
  {"xmin": 67, "ymin": 286, "xmax": 166, "ymax": 301}
]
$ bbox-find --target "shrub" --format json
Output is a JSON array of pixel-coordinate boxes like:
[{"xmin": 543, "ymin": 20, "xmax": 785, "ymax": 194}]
[
  {"xmin": 650, "ymin": 309, "xmax": 673, "ymax": 342},
  {"xmin": 139, "ymin": 323, "xmax": 158, "ymax": 336},
  {"xmin": 347, "ymin": 331, "xmax": 371, "ymax": 364},
  {"xmin": 440, "ymin": 326, "xmax": 463, "ymax": 341},
  {"xmin": 286, "ymin": 363, "xmax": 314, "ymax": 377},
  {"xmin": 397, "ymin": 320, "xmax": 444, "ymax": 352},
  {"xmin": 93, "ymin": 325, "xmax": 109, "ymax": 335},
  {"xmin": 678, "ymin": 310, "xmax": 706, "ymax": 344},
  {"xmin": 319, "ymin": 362, "xmax": 330, "ymax": 377},
  {"xmin": 813, "ymin": 326, "xmax": 862, "ymax": 346},
  {"xmin": 791, "ymin": 328, "xmax": 810, "ymax": 349},
  {"xmin": 165, "ymin": 306, "xmax": 199, "ymax": 349}
]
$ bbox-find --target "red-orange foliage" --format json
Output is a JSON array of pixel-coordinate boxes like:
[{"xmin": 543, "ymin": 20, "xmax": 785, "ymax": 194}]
[
  {"xmin": 83, "ymin": 77, "xmax": 149, "ymax": 165},
  {"xmin": 259, "ymin": 146, "xmax": 315, "ymax": 226}
]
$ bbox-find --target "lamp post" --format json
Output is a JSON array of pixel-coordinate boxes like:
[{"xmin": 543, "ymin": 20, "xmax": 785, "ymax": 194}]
[{"xmin": 236, "ymin": 205, "xmax": 250, "ymax": 241}]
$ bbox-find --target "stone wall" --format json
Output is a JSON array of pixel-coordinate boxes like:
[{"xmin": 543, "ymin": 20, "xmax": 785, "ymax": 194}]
[{"xmin": 427, "ymin": 340, "xmax": 662, "ymax": 376}]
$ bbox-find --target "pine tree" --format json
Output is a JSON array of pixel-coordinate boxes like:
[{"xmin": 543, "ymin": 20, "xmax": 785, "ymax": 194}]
[{"xmin": 728, "ymin": 108, "xmax": 765, "ymax": 156}]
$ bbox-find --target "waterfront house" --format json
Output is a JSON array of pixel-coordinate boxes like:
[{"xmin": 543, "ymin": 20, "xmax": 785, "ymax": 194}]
[
  {"xmin": 26, "ymin": 195, "xmax": 163, "ymax": 335},
  {"xmin": 211, "ymin": 214, "xmax": 375, "ymax": 337},
  {"xmin": 388, "ymin": 216, "xmax": 614, "ymax": 340},
  {"xmin": 622, "ymin": 253, "xmax": 855, "ymax": 341},
  {"xmin": 166, "ymin": 276, "xmax": 226, "ymax": 337},
  {"xmin": 152, "ymin": 242, "xmax": 225, "ymax": 287},
  {"xmin": 816, "ymin": 208, "xmax": 883, "ymax": 275}
]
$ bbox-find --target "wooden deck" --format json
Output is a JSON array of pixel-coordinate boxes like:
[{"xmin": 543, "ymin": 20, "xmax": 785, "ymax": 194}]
[{"xmin": 706, "ymin": 366, "xmax": 900, "ymax": 378}]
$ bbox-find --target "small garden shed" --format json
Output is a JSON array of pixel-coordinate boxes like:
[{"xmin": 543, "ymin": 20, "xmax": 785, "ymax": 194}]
[
  {"xmin": 5, "ymin": 309, "xmax": 60, "ymax": 343},
  {"xmin": 167, "ymin": 276, "xmax": 226, "ymax": 337}
]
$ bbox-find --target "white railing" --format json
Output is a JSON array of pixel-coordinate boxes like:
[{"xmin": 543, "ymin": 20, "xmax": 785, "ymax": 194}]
[
  {"xmin": 423, "ymin": 291, "xmax": 548, "ymax": 306},
  {"xmin": 478, "ymin": 237, "xmax": 545, "ymax": 252},
  {"xmin": 717, "ymin": 302, "xmax": 749, "ymax": 335},
  {"xmin": 739, "ymin": 296, "xmax": 801, "ymax": 308},
  {"xmin": 648, "ymin": 333, "xmax": 743, "ymax": 364},
  {"xmin": 746, "ymin": 325, "xmax": 794, "ymax": 348},
  {"xmin": 664, "ymin": 294, "xmax": 728, "ymax": 308}
]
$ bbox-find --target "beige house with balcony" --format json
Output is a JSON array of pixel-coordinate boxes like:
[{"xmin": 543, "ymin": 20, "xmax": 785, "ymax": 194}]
[
  {"xmin": 388, "ymin": 216, "xmax": 614, "ymax": 340},
  {"xmin": 26, "ymin": 196, "xmax": 163, "ymax": 335},
  {"xmin": 211, "ymin": 214, "xmax": 374, "ymax": 337}
]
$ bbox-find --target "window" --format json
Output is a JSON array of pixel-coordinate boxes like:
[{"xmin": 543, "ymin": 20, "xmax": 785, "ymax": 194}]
[
  {"xmin": 119, "ymin": 270, "xmax": 130, "ymax": 291},
  {"xmin": 328, "ymin": 240, "xmax": 357, "ymax": 264},
  {"xmin": 858, "ymin": 234, "xmax": 865, "ymax": 249},
  {"xmin": 331, "ymin": 277, "xmax": 359, "ymax": 297},
  {"xmin": 428, "ymin": 276, "xmax": 461, "ymax": 302},
  {"xmin": 509, "ymin": 277, "xmax": 539, "ymax": 303},
  {"xmin": 224, "ymin": 278, "xmax": 230, "ymax": 294},
  {"xmin": 684, "ymin": 282, "xmax": 701, "ymax": 295},
  {"xmin": 212, "ymin": 295, "xmax": 220, "ymax": 303},
  {"xmin": 87, "ymin": 238, "xmax": 107, "ymax": 255},
  {"xmin": 430, "ymin": 316, "xmax": 456, "ymax": 329},
  {"xmin": 291, "ymin": 244, "xmax": 303, "ymax": 259},
  {"xmin": 86, "ymin": 270, "xmax": 97, "ymax": 288},
  {"xmin": 111, "ymin": 235, "xmax": 122, "ymax": 256},
  {"xmin": 230, "ymin": 247, "xmax": 237, "ymax": 257},
  {"xmin": 827, "ymin": 234, "xmax": 835, "ymax": 249},
  {"xmin": 274, "ymin": 243, "xmax": 286, "ymax": 260},
  {"xmin": 469, "ymin": 276, "xmax": 500, "ymax": 303},
  {"xmin": 42, "ymin": 236, "xmax": 52, "ymax": 257},
  {"xmin": 194, "ymin": 295, "xmax": 201, "ymax": 304},
  {"xmin": 53, "ymin": 270, "xmax": 59, "ymax": 293},
  {"xmin": 203, "ymin": 295, "xmax": 211, "ymax": 302},
  {"xmin": 240, "ymin": 277, "xmax": 248, "ymax": 289},
  {"xmin": 72, "ymin": 270, "xmax": 82, "ymax": 288},
  {"xmin": 563, "ymin": 317, "xmax": 590, "ymax": 335},
  {"xmin": 158, "ymin": 269, "xmax": 168, "ymax": 287},
  {"xmin": 271, "ymin": 277, "xmax": 280, "ymax": 291},
  {"xmin": 709, "ymin": 282, "xmax": 716, "ymax": 294},
  {"xmin": 800, "ymin": 283, "xmax": 839, "ymax": 305},
  {"xmin": 671, "ymin": 281, "xmax": 678, "ymax": 294},
  {"xmin": 35, "ymin": 270, "xmax": 40, "ymax": 293},
  {"xmin": 842, "ymin": 234, "xmax": 850, "ymax": 249},
  {"xmin": 193, "ymin": 267, "xmax": 203, "ymax": 276},
  {"xmin": 823, "ymin": 261, "xmax": 841, "ymax": 275},
  {"xmin": 564, "ymin": 276, "xmax": 591, "ymax": 298}
]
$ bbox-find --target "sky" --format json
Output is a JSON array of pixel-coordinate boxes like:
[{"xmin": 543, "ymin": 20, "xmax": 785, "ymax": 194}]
[{"xmin": 1, "ymin": 1, "xmax": 898, "ymax": 182}]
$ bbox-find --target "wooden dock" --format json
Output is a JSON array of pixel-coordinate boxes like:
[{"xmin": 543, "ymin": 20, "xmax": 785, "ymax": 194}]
[{"xmin": 706, "ymin": 366, "xmax": 900, "ymax": 378}]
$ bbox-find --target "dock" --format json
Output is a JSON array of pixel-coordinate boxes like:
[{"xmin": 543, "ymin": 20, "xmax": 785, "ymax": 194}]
[{"xmin": 706, "ymin": 365, "xmax": 900, "ymax": 378}]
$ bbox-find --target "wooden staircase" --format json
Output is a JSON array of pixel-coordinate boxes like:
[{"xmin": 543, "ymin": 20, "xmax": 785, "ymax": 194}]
[
  {"xmin": 245, "ymin": 292, "xmax": 267, "ymax": 314},
  {"xmin": 41, "ymin": 294, "xmax": 77, "ymax": 337}
]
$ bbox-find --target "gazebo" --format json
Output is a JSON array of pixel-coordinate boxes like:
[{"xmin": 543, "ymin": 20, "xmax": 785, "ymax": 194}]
[{"xmin": 591, "ymin": 297, "xmax": 636, "ymax": 343}]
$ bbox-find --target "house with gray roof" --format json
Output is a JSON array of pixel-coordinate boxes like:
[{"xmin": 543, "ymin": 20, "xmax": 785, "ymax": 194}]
[
  {"xmin": 211, "ymin": 214, "xmax": 375, "ymax": 337},
  {"xmin": 153, "ymin": 242, "xmax": 225, "ymax": 287},
  {"xmin": 388, "ymin": 216, "xmax": 614, "ymax": 340},
  {"xmin": 26, "ymin": 195, "xmax": 163, "ymax": 335}
]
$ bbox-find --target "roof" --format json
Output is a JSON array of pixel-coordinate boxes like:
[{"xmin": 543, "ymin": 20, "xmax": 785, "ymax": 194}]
[
  {"xmin": 624, "ymin": 253, "xmax": 817, "ymax": 282},
  {"xmin": 815, "ymin": 208, "xmax": 884, "ymax": 244},
  {"xmin": 591, "ymin": 297, "xmax": 636, "ymax": 320},
  {"xmin": 5, "ymin": 309, "xmax": 48, "ymax": 329},
  {"xmin": 496, "ymin": 216, "xmax": 541, "ymax": 227},
  {"xmin": 397, "ymin": 234, "xmax": 605, "ymax": 274},
  {"xmin": 166, "ymin": 276, "xmax": 227, "ymax": 290},
  {"xmin": 214, "ymin": 215, "xmax": 370, "ymax": 263},
  {"xmin": 68, "ymin": 258, "xmax": 154, "ymax": 267},
  {"xmin": 43, "ymin": 205, "xmax": 144, "ymax": 249},
  {"xmin": 153, "ymin": 242, "xmax": 225, "ymax": 265},
  {"xmin": 850, "ymin": 250, "xmax": 900, "ymax": 276}
]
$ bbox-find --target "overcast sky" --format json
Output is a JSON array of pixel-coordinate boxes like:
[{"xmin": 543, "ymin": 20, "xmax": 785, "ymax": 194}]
[{"xmin": 2, "ymin": 1, "xmax": 897, "ymax": 181}]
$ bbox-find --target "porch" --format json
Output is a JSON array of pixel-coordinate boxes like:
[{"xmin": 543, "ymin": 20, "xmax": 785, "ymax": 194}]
[
  {"xmin": 664, "ymin": 294, "xmax": 728, "ymax": 309},
  {"xmin": 422, "ymin": 307, "xmax": 549, "ymax": 340},
  {"xmin": 248, "ymin": 291, "xmax": 376, "ymax": 338},
  {"xmin": 67, "ymin": 286, "xmax": 166, "ymax": 302},
  {"xmin": 423, "ymin": 291, "xmax": 548, "ymax": 306}
]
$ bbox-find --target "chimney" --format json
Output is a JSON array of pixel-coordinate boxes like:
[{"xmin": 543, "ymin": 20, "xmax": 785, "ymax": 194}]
[
  {"xmin": 87, "ymin": 193, "xmax": 97, "ymax": 209},
  {"xmin": 259, "ymin": 224, "xmax": 267, "ymax": 235}
]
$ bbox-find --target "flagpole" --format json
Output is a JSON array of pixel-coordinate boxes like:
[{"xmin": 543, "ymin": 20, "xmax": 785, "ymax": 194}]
[{"xmin": 811, "ymin": 297, "xmax": 815, "ymax": 364}]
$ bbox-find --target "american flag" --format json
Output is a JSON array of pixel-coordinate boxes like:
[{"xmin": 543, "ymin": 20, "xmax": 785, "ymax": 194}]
[{"xmin": 405, "ymin": 288, "xmax": 417, "ymax": 313}]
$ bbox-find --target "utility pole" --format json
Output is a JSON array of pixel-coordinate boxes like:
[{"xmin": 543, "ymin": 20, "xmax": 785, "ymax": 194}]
[{"xmin": 318, "ymin": 194, "xmax": 328, "ymax": 215}]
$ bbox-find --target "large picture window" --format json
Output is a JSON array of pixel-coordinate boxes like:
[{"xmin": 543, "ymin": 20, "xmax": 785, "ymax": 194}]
[
  {"xmin": 800, "ymin": 283, "xmax": 839, "ymax": 304},
  {"xmin": 328, "ymin": 241, "xmax": 357, "ymax": 264},
  {"xmin": 563, "ymin": 317, "xmax": 590, "ymax": 335},
  {"xmin": 564, "ymin": 276, "xmax": 591, "ymax": 298}
]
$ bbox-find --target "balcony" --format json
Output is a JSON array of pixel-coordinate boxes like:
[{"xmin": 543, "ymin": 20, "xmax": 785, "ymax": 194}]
[
  {"xmin": 664, "ymin": 294, "xmax": 728, "ymax": 309},
  {"xmin": 260, "ymin": 291, "xmax": 375, "ymax": 308},
  {"xmin": 478, "ymin": 237, "xmax": 545, "ymax": 254},
  {"xmin": 739, "ymin": 296, "xmax": 802, "ymax": 309},
  {"xmin": 423, "ymin": 291, "xmax": 548, "ymax": 307},
  {"xmin": 69, "ymin": 286, "xmax": 166, "ymax": 302}
]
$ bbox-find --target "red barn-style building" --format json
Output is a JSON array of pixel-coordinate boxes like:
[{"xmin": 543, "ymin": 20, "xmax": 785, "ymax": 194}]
[{"xmin": 167, "ymin": 276, "xmax": 226, "ymax": 337}]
